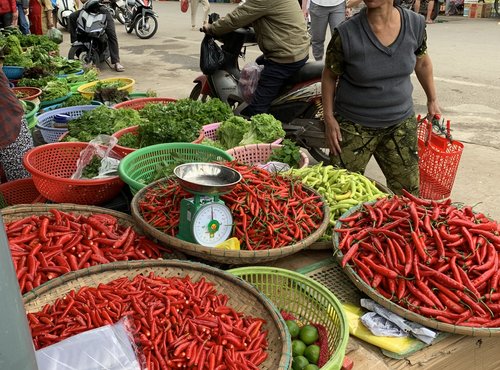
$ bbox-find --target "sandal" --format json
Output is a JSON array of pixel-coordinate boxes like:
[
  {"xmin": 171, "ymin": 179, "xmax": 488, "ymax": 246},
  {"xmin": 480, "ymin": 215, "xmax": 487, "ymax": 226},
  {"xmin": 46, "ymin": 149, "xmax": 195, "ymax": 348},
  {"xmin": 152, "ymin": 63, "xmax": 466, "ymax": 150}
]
[
  {"xmin": 426, "ymin": 19, "xmax": 434, "ymax": 24},
  {"xmin": 114, "ymin": 63, "xmax": 125, "ymax": 72}
]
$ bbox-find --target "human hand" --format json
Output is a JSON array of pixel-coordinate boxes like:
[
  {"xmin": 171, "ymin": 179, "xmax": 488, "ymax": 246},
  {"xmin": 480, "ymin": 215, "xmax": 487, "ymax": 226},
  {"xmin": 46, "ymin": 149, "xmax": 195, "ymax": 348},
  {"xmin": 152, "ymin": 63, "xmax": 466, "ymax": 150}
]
[
  {"xmin": 201, "ymin": 24, "xmax": 212, "ymax": 34},
  {"xmin": 12, "ymin": 10, "xmax": 19, "ymax": 26},
  {"xmin": 426, "ymin": 100, "xmax": 441, "ymax": 119},
  {"xmin": 23, "ymin": 8, "xmax": 29, "ymax": 15},
  {"xmin": 324, "ymin": 116, "xmax": 342, "ymax": 156}
]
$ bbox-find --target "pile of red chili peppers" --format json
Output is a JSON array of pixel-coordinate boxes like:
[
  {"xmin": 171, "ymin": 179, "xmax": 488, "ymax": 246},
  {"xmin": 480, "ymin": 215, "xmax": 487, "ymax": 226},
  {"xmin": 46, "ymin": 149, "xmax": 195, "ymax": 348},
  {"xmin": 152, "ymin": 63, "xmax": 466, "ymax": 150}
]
[
  {"xmin": 28, "ymin": 273, "xmax": 270, "ymax": 370},
  {"xmin": 138, "ymin": 162, "xmax": 325, "ymax": 250},
  {"xmin": 6, "ymin": 209, "xmax": 169, "ymax": 294},
  {"xmin": 336, "ymin": 190, "xmax": 500, "ymax": 327}
]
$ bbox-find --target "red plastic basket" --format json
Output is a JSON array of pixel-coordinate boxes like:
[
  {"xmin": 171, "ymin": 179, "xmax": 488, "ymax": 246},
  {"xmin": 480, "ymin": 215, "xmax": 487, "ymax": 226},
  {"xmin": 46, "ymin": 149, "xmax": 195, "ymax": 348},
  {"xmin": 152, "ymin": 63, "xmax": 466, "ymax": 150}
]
[
  {"xmin": 418, "ymin": 119, "xmax": 464, "ymax": 200},
  {"xmin": 23, "ymin": 142, "xmax": 125, "ymax": 205},
  {"xmin": 113, "ymin": 97, "xmax": 177, "ymax": 110},
  {"xmin": 112, "ymin": 125, "xmax": 205, "ymax": 157},
  {"xmin": 0, "ymin": 178, "xmax": 46, "ymax": 206}
]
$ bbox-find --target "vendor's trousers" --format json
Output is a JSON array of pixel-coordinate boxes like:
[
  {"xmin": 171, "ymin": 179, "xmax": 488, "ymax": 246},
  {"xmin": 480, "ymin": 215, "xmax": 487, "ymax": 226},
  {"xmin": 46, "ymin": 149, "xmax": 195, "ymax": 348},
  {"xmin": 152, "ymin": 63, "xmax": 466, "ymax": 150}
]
[
  {"xmin": 330, "ymin": 115, "xmax": 420, "ymax": 196},
  {"xmin": 0, "ymin": 119, "xmax": 33, "ymax": 182}
]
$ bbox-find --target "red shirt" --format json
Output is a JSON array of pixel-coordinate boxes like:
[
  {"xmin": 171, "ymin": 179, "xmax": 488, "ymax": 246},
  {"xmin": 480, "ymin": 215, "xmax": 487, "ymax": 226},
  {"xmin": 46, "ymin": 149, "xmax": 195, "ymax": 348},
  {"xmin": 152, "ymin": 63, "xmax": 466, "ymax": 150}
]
[
  {"xmin": 0, "ymin": 0, "xmax": 17, "ymax": 14},
  {"xmin": 0, "ymin": 69, "xmax": 24, "ymax": 148}
]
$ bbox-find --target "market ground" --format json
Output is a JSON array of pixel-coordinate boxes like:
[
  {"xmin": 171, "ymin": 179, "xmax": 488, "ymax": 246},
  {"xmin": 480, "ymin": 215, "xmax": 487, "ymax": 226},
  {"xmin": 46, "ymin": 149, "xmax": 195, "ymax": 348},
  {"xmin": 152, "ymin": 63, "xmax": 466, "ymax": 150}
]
[{"xmin": 59, "ymin": 3, "xmax": 500, "ymax": 221}]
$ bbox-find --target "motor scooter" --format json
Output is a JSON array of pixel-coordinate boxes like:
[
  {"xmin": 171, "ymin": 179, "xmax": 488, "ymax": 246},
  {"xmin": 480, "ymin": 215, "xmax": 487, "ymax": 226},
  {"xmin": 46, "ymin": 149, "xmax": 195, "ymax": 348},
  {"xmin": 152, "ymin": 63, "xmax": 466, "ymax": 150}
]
[
  {"xmin": 124, "ymin": 0, "xmax": 158, "ymax": 39},
  {"xmin": 55, "ymin": 0, "xmax": 77, "ymax": 30},
  {"xmin": 191, "ymin": 14, "xmax": 329, "ymax": 163},
  {"xmin": 106, "ymin": 0, "xmax": 126, "ymax": 24},
  {"xmin": 67, "ymin": 0, "xmax": 110, "ymax": 67}
]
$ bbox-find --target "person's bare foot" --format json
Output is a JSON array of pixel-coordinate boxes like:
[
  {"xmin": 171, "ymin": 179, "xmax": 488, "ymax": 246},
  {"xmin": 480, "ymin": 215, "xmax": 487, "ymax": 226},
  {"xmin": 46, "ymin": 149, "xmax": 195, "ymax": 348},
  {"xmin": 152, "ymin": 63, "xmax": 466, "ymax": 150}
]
[
  {"xmin": 426, "ymin": 19, "xmax": 434, "ymax": 24},
  {"xmin": 114, "ymin": 63, "xmax": 125, "ymax": 72}
]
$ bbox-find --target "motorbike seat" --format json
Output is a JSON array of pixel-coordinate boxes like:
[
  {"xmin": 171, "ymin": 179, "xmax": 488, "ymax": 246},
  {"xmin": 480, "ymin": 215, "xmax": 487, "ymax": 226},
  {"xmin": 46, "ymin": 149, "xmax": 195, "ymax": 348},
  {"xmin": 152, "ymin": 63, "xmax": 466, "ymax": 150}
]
[{"xmin": 287, "ymin": 61, "xmax": 324, "ymax": 85}]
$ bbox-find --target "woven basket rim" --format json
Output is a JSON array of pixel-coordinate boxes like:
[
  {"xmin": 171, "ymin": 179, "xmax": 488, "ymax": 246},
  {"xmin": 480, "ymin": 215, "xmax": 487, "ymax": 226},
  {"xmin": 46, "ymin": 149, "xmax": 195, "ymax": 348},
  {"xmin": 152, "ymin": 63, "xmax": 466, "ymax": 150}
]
[
  {"xmin": 22, "ymin": 259, "xmax": 292, "ymax": 369},
  {"xmin": 130, "ymin": 176, "xmax": 330, "ymax": 264},
  {"xmin": 333, "ymin": 203, "xmax": 500, "ymax": 337}
]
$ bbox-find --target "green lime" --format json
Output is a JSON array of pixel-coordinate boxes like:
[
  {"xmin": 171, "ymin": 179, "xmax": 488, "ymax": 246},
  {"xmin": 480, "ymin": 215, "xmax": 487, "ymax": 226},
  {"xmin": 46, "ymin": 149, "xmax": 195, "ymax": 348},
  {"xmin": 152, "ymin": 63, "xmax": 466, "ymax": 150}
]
[
  {"xmin": 292, "ymin": 355, "xmax": 310, "ymax": 370},
  {"xmin": 299, "ymin": 325, "xmax": 319, "ymax": 345},
  {"xmin": 286, "ymin": 320, "xmax": 300, "ymax": 339},
  {"xmin": 303, "ymin": 365, "xmax": 320, "ymax": 370},
  {"xmin": 304, "ymin": 344, "xmax": 320, "ymax": 365},
  {"xmin": 292, "ymin": 339, "xmax": 307, "ymax": 357}
]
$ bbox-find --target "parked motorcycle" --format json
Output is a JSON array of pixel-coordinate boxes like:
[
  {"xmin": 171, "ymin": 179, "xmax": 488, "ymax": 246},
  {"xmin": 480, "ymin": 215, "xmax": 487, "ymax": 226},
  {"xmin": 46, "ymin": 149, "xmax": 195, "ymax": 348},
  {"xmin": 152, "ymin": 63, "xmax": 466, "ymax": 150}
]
[
  {"xmin": 190, "ymin": 14, "xmax": 329, "ymax": 163},
  {"xmin": 106, "ymin": 0, "xmax": 126, "ymax": 24},
  {"xmin": 123, "ymin": 0, "xmax": 158, "ymax": 39},
  {"xmin": 55, "ymin": 0, "xmax": 77, "ymax": 30},
  {"xmin": 67, "ymin": 0, "xmax": 110, "ymax": 67}
]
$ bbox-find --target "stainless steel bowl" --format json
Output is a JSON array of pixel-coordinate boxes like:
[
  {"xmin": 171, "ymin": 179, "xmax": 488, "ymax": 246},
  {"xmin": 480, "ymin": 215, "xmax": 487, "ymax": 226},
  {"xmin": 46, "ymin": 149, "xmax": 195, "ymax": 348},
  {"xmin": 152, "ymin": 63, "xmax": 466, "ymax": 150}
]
[{"xmin": 174, "ymin": 163, "xmax": 242, "ymax": 194}]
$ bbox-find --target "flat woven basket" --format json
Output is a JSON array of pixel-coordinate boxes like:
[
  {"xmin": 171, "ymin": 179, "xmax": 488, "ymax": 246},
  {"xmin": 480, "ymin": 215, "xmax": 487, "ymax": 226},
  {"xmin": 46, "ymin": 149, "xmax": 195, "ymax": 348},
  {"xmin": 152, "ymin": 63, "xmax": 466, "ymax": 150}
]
[
  {"xmin": 226, "ymin": 143, "xmax": 310, "ymax": 169},
  {"xmin": 229, "ymin": 267, "xmax": 349, "ymax": 370},
  {"xmin": 2, "ymin": 204, "xmax": 186, "ymax": 295},
  {"xmin": 130, "ymin": 178, "xmax": 330, "ymax": 265},
  {"xmin": 332, "ymin": 204, "xmax": 500, "ymax": 337},
  {"xmin": 23, "ymin": 259, "xmax": 292, "ymax": 370}
]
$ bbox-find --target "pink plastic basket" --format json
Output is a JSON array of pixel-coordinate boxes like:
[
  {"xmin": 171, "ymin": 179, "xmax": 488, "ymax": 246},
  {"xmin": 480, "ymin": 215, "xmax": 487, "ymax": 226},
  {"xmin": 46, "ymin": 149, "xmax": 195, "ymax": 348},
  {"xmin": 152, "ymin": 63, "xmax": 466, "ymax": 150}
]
[
  {"xmin": 202, "ymin": 122, "xmax": 283, "ymax": 145},
  {"xmin": 226, "ymin": 143, "xmax": 309, "ymax": 169}
]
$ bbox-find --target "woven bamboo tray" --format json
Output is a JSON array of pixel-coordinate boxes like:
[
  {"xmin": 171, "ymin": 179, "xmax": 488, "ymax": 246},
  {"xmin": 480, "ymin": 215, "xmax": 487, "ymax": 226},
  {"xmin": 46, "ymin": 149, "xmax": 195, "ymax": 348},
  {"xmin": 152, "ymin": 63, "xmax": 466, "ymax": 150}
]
[
  {"xmin": 131, "ymin": 178, "xmax": 330, "ymax": 265},
  {"xmin": 2, "ymin": 204, "xmax": 186, "ymax": 293},
  {"xmin": 332, "ymin": 204, "xmax": 500, "ymax": 337},
  {"xmin": 23, "ymin": 259, "xmax": 292, "ymax": 370}
]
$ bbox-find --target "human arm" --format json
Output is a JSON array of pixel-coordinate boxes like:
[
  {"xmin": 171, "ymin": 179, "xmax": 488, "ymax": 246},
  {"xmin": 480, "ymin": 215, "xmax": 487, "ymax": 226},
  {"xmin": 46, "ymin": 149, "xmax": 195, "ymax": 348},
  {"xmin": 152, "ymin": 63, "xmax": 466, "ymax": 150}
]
[
  {"xmin": 414, "ymin": 32, "xmax": 440, "ymax": 117},
  {"xmin": 204, "ymin": 0, "xmax": 267, "ymax": 36},
  {"xmin": 22, "ymin": 0, "xmax": 29, "ymax": 14},
  {"xmin": 346, "ymin": 0, "xmax": 362, "ymax": 9},
  {"xmin": 302, "ymin": 0, "xmax": 309, "ymax": 18}
]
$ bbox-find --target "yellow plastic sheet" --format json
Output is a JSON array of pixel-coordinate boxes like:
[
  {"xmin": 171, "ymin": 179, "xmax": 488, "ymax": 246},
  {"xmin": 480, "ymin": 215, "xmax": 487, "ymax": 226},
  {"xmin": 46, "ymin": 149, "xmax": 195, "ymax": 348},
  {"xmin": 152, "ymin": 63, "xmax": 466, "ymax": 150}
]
[{"xmin": 343, "ymin": 303, "xmax": 422, "ymax": 355}]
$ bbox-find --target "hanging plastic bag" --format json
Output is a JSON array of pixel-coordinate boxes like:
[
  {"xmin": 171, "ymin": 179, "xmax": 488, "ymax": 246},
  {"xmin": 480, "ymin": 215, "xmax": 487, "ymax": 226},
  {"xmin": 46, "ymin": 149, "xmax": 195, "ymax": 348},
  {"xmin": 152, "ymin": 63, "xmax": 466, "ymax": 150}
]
[
  {"xmin": 200, "ymin": 34, "xmax": 225, "ymax": 75},
  {"xmin": 71, "ymin": 135, "xmax": 121, "ymax": 180},
  {"xmin": 180, "ymin": 0, "xmax": 189, "ymax": 13},
  {"xmin": 35, "ymin": 317, "xmax": 143, "ymax": 370},
  {"xmin": 238, "ymin": 62, "xmax": 264, "ymax": 103}
]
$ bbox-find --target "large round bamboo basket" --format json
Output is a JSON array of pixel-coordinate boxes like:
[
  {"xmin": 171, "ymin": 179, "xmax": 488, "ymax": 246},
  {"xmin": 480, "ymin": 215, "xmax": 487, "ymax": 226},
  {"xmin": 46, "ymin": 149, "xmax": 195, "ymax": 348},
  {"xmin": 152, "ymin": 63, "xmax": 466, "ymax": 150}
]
[{"xmin": 23, "ymin": 259, "xmax": 292, "ymax": 369}]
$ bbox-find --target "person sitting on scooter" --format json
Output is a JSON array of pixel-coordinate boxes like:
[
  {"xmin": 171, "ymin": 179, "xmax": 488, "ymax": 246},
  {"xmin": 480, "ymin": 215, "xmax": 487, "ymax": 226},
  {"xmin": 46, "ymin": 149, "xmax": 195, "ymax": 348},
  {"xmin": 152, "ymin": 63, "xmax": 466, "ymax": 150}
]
[
  {"xmin": 202, "ymin": 0, "xmax": 310, "ymax": 117},
  {"xmin": 68, "ymin": 0, "xmax": 125, "ymax": 71}
]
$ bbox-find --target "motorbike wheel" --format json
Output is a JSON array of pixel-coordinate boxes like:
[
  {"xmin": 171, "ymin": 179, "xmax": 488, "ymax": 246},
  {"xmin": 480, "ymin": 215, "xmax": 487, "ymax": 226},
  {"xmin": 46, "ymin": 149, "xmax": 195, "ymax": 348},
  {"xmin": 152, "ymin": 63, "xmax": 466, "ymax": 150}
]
[
  {"xmin": 189, "ymin": 82, "xmax": 211, "ymax": 102},
  {"xmin": 68, "ymin": 45, "xmax": 99, "ymax": 67},
  {"xmin": 134, "ymin": 14, "xmax": 158, "ymax": 39},
  {"xmin": 116, "ymin": 8, "xmax": 126, "ymax": 24}
]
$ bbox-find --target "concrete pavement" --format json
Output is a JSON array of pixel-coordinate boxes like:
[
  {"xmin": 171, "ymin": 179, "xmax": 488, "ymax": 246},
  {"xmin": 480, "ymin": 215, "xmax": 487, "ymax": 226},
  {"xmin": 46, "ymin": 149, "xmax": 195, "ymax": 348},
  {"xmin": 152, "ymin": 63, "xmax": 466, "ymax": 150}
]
[{"xmin": 59, "ymin": 2, "xmax": 500, "ymax": 219}]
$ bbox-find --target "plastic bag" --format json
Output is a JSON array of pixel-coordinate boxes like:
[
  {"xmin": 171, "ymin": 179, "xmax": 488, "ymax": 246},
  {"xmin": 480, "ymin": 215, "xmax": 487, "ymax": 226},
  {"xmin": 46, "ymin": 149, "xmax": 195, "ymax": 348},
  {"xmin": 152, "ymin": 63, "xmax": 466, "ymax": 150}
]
[
  {"xmin": 238, "ymin": 62, "xmax": 263, "ymax": 103},
  {"xmin": 47, "ymin": 28, "xmax": 63, "ymax": 44},
  {"xmin": 200, "ymin": 34, "xmax": 224, "ymax": 75},
  {"xmin": 71, "ymin": 135, "xmax": 121, "ymax": 180},
  {"xmin": 258, "ymin": 161, "xmax": 290, "ymax": 173},
  {"xmin": 35, "ymin": 317, "xmax": 143, "ymax": 370},
  {"xmin": 361, "ymin": 312, "xmax": 409, "ymax": 337},
  {"xmin": 180, "ymin": 0, "xmax": 189, "ymax": 13}
]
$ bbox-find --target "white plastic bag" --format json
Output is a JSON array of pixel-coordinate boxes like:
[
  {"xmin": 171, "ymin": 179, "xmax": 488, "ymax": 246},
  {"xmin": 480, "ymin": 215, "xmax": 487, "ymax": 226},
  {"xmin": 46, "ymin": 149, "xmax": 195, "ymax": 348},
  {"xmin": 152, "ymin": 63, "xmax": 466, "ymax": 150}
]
[
  {"xmin": 238, "ymin": 62, "xmax": 264, "ymax": 104},
  {"xmin": 72, "ymin": 134, "xmax": 121, "ymax": 179},
  {"xmin": 35, "ymin": 317, "xmax": 143, "ymax": 370}
]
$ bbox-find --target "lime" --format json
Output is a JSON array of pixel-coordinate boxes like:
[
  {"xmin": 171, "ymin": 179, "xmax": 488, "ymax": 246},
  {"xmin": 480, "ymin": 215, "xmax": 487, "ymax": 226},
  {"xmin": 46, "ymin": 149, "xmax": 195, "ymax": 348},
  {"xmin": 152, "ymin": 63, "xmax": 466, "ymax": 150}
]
[
  {"xmin": 292, "ymin": 339, "xmax": 307, "ymax": 357},
  {"xmin": 292, "ymin": 355, "xmax": 310, "ymax": 370},
  {"xmin": 286, "ymin": 320, "xmax": 300, "ymax": 339},
  {"xmin": 304, "ymin": 344, "xmax": 320, "ymax": 365},
  {"xmin": 299, "ymin": 325, "xmax": 319, "ymax": 345},
  {"xmin": 303, "ymin": 365, "xmax": 320, "ymax": 370}
]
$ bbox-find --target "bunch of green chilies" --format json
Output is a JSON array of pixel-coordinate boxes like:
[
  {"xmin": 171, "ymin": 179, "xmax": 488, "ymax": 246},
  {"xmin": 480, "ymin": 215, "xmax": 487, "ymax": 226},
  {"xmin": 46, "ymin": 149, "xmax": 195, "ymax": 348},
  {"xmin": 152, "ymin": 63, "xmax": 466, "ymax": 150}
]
[
  {"xmin": 139, "ymin": 162, "xmax": 325, "ymax": 250},
  {"xmin": 336, "ymin": 190, "xmax": 500, "ymax": 327}
]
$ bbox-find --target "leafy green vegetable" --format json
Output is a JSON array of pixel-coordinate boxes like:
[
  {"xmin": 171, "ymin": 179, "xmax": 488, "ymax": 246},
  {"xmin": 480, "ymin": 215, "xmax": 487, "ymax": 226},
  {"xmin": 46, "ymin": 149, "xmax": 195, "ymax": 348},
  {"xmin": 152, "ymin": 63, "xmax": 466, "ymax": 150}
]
[
  {"xmin": 81, "ymin": 155, "xmax": 101, "ymax": 179},
  {"xmin": 118, "ymin": 132, "xmax": 141, "ymax": 149},
  {"xmin": 41, "ymin": 80, "xmax": 70, "ymax": 101},
  {"xmin": 58, "ymin": 94, "xmax": 93, "ymax": 108},
  {"xmin": 239, "ymin": 113, "xmax": 285, "ymax": 146},
  {"xmin": 65, "ymin": 68, "xmax": 99, "ymax": 84},
  {"xmin": 217, "ymin": 116, "xmax": 250, "ymax": 150},
  {"xmin": 17, "ymin": 76, "xmax": 57, "ymax": 89},
  {"xmin": 267, "ymin": 139, "xmax": 302, "ymax": 169},
  {"xmin": 200, "ymin": 138, "xmax": 226, "ymax": 150}
]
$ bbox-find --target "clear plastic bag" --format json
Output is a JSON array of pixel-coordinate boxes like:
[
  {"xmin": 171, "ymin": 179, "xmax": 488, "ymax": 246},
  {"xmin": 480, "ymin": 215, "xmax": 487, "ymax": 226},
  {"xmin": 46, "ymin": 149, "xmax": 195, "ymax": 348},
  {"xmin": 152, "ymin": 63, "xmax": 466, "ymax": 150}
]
[
  {"xmin": 35, "ymin": 317, "xmax": 144, "ymax": 370},
  {"xmin": 71, "ymin": 135, "xmax": 121, "ymax": 180},
  {"xmin": 238, "ymin": 62, "xmax": 264, "ymax": 103}
]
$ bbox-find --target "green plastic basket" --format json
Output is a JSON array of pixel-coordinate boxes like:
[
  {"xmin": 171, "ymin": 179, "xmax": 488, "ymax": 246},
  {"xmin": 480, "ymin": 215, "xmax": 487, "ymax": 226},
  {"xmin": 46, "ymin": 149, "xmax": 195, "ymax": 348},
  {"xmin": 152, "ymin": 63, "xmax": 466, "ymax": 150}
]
[
  {"xmin": 22, "ymin": 100, "xmax": 39, "ymax": 130},
  {"xmin": 118, "ymin": 143, "xmax": 234, "ymax": 195},
  {"xmin": 228, "ymin": 267, "xmax": 349, "ymax": 370}
]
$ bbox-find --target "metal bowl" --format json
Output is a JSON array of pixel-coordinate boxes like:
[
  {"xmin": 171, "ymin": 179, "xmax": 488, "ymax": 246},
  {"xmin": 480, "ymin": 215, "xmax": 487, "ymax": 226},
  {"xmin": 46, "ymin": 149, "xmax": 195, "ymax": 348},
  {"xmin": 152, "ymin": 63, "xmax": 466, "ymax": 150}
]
[{"xmin": 174, "ymin": 163, "xmax": 242, "ymax": 195}]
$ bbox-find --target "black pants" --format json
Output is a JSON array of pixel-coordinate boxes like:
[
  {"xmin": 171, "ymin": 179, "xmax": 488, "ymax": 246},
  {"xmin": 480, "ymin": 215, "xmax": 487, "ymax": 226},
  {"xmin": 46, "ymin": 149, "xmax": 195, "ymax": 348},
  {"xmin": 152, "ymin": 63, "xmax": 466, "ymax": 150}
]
[
  {"xmin": 68, "ymin": 8, "xmax": 120, "ymax": 64},
  {"xmin": 243, "ymin": 55, "xmax": 308, "ymax": 117},
  {"xmin": 0, "ymin": 12, "xmax": 13, "ymax": 28}
]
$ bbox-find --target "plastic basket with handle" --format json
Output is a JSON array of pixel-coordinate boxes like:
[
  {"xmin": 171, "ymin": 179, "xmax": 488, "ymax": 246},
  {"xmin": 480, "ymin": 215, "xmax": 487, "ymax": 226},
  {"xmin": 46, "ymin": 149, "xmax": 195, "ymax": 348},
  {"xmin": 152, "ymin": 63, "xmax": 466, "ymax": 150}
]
[
  {"xmin": 35, "ymin": 105, "xmax": 101, "ymax": 143},
  {"xmin": 113, "ymin": 97, "xmax": 177, "ymax": 110},
  {"xmin": 202, "ymin": 121, "xmax": 283, "ymax": 145},
  {"xmin": 227, "ymin": 143, "xmax": 310, "ymax": 169},
  {"xmin": 118, "ymin": 142, "xmax": 233, "ymax": 194},
  {"xmin": 417, "ymin": 117, "xmax": 464, "ymax": 200},
  {"xmin": 23, "ymin": 142, "xmax": 125, "ymax": 205},
  {"xmin": 229, "ymin": 267, "xmax": 349, "ymax": 370},
  {"xmin": 111, "ymin": 125, "xmax": 205, "ymax": 157},
  {"xmin": 77, "ymin": 77, "xmax": 135, "ymax": 99}
]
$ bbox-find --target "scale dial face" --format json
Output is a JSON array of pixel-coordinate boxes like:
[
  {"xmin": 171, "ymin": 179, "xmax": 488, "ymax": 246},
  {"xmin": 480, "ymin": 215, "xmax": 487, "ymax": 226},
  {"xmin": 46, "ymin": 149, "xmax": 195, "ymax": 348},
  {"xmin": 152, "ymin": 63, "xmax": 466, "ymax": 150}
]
[{"xmin": 192, "ymin": 203, "xmax": 233, "ymax": 247}]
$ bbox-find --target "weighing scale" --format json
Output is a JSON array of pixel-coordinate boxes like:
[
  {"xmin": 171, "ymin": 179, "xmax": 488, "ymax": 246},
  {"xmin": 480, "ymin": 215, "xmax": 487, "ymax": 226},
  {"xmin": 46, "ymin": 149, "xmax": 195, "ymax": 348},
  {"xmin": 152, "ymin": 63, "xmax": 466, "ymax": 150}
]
[{"xmin": 175, "ymin": 163, "xmax": 242, "ymax": 247}]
